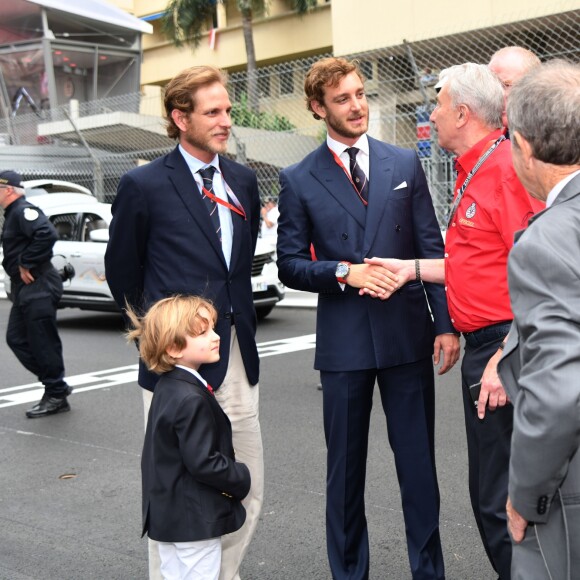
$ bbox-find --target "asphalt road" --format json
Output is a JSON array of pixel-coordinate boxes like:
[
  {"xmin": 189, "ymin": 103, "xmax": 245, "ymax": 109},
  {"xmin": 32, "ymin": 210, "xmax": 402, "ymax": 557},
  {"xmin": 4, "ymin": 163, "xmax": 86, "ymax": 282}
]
[{"xmin": 0, "ymin": 301, "xmax": 496, "ymax": 580}]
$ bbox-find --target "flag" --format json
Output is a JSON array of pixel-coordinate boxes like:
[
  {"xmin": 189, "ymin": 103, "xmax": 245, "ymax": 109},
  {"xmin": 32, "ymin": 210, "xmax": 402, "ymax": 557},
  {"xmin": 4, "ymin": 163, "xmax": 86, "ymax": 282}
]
[{"xmin": 208, "ymin": 28, "xmax": 217, "ymax": 50}]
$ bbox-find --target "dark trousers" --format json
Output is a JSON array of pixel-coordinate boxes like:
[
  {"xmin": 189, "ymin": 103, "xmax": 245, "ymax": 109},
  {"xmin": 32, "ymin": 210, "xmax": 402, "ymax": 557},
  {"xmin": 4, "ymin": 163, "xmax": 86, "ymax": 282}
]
[
  {"xmin": 321, "ymin": 357, "xmax": 444, "ymax": 580},
  {"xmin": 461, "ymin": 322, "xmax": 513, "ymax": 579},
  {"xmin": 6, "ymin": 269, "xmax": 69, "ymax": 397}
]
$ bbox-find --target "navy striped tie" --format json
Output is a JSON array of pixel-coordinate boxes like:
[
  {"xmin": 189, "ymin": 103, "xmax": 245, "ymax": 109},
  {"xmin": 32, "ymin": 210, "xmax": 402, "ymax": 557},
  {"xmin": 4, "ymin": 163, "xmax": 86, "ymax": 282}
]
[{"xmin": 199, "ymin": 166, "xmax": 221, "ymax": 241}]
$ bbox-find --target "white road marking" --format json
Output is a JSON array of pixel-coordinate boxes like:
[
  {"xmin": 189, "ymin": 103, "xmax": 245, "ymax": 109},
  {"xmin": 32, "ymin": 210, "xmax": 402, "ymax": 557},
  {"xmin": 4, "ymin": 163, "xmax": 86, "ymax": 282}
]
[
  {"xmin": 0, "ymin": 335, "xmax": 317, "ymax": 408},
  {"xmin": 257, "ymin": 333, "xmax": 316, "ymax": 358}
]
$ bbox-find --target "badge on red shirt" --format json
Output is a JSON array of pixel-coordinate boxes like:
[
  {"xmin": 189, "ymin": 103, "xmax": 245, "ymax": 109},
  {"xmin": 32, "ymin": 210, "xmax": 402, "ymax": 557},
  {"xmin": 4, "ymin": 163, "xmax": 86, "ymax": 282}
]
[{"xmin": 465, "ymin": 203, "xmax": 476, "ymax": 219}]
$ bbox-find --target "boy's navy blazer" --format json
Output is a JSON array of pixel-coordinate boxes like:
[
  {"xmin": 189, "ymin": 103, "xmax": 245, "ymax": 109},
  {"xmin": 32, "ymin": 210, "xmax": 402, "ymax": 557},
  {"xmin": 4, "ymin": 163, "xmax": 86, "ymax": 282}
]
[
  {"xmin": 105, "ymin": 146, "xmax": 261, "ymax": 391},
  {"xmin": 142, "ymin": 367, "xmax": 251, "ymax": 542},
  {"xmin": 277, "ymin": 137, "xmax": 454, "ymax": 371}
]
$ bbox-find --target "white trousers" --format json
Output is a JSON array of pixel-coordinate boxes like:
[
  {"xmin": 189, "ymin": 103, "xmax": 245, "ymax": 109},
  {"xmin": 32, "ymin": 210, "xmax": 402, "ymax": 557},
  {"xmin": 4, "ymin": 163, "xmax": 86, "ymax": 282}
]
[
  {"xmin": 158, "ymin": 539, "xmax": 221, "ymax": 580},
  {"xmin": 142, "ymin": 327, "xmax": 264, "ymax": 580}
]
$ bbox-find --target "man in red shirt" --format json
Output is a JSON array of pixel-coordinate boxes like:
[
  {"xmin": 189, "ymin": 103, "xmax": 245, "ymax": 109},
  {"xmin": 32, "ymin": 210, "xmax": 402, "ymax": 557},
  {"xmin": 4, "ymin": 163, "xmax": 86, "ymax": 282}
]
[{"xmin": 364, "ymin": 63, "xmax": 541, "ymax": 579}]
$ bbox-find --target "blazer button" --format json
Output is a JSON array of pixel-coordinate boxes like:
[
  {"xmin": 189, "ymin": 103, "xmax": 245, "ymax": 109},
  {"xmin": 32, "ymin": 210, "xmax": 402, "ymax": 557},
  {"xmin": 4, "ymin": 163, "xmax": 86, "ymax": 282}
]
[
  {"xmin": 395, "ymin": 224, "xmax": 401, "ymax": 232},
  {"xmin": 341, "ymin": 233, "xmax": 348, "ymax": 240},
  {"xmin": 536, "ymin": 495, "xmax": 548, "ymax": 515}
]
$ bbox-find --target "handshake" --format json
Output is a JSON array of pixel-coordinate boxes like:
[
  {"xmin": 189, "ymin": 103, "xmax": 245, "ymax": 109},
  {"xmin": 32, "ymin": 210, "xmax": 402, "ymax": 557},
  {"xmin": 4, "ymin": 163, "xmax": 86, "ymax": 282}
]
[{"xmin": 345, "ymin": 257, "xmax": 444, "ymax": 300}]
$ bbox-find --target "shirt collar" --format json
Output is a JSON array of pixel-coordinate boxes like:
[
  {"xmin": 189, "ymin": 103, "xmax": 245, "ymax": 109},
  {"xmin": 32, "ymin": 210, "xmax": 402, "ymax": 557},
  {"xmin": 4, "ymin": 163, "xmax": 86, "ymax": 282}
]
[
  {"xmin": 326, "ymin": 133, "xmax": 369, "ymax": 159},
  {"xmin": 178, "ymin": 145, "xmax": 220, "ymax": 174},
  {"xmin": 455, "ymin": 128, "xmax": 504, "ymax": 175},
  {"xmin": 546, "ymin": 169, "xmax": 580, "ymax": 207},
  {"xmin": 175, "ymin": 365, "xmax": 207, "ymax": 386}
]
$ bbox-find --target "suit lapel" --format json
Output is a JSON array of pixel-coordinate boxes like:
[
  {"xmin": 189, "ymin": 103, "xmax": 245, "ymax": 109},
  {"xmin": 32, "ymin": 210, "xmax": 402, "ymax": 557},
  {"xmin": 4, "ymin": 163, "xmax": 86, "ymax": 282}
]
[
  {"xmin": 165, "ymin": 147, "xmax": 227, "ymax": 268},
  {"xmin": 310, "ymin": 145, "xmax": 366, "ymax": 228},
  {"xmin": 363, "ymin": 138, "xmax": 395, "ymax": 255},
  {"xmin": 550, "ymin": 171, "xmax": 580, "ymax": 208},
  {"xmin": 516, "ymin": 173, "xmax": 580, "ymax": 242}
]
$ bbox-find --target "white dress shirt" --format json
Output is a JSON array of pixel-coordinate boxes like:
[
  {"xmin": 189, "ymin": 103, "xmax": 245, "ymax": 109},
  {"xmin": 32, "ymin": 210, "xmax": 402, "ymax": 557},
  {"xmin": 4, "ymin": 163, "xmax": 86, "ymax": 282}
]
[
  {"xmin": 326, "ymin": 133, "xmax": 370, "ymax": 180},
  {"xmin": 179, "ymin": 145, "xmax": 234, "ymax": 268}
]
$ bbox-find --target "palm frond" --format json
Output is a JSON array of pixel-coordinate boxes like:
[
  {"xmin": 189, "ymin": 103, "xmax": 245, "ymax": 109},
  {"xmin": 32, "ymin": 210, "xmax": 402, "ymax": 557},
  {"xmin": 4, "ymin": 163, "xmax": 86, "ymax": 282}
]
[
  {"xmin": 291, "ymin": 0, "xmax": 317, "ymax": 15},
  {"xmin": 236, "ymin": 0, "xmax": 266, "ymax": 18},
  {"xmin": 161, "ymin": 0, "xmax": 218, "ymax": 48}
]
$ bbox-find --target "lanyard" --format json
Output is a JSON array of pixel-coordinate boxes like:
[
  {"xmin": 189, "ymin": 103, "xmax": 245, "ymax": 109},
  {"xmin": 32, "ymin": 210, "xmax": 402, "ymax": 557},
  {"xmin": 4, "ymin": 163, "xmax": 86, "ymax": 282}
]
[
  {"xmin": 328, "ymin": 146, "xmax": 368, "ymax": 206},
  {"xmin": 201, "ymin": 185, "xmax": 247, "ymax": 220},
  {"xmin": 446, "ymin": 135, "xmax": 506, "ymax": 228}
]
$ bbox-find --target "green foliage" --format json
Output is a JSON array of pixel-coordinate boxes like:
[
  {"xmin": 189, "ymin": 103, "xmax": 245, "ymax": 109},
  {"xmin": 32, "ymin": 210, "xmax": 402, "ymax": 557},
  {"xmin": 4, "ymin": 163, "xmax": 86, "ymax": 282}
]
[
  {"xmin": 161, "ymin": 0, "xmax": 216, "ymax": 48},
  {"xmin": 162, "ymin": 0, "xmax": 317, "ymax": 48},
  {"xmin": 231, "ymin": 93, "xmax": 295, "ymax": 131},
  {"xmin": 292, "ymin": 0, "xmax": 317, "ymax": 14},
  {"xmin": 236, "ymin": 0, "xmax": 267, "ymax": 18}
]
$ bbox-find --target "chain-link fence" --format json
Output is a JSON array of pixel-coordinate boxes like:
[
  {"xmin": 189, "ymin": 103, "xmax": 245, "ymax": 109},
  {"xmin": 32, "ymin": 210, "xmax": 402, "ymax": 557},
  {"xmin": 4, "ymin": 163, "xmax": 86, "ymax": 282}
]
[{"xmin": 1, "ymin": 8, "xmax": 578, "ymax": 230}]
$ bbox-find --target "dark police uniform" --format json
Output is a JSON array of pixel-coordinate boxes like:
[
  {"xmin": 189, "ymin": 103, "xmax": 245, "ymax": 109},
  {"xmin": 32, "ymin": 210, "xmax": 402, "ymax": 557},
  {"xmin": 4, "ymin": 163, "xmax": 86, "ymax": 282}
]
[{"xmin": 1, "ymin": 196, "xmax": 72, "ymax": 414}]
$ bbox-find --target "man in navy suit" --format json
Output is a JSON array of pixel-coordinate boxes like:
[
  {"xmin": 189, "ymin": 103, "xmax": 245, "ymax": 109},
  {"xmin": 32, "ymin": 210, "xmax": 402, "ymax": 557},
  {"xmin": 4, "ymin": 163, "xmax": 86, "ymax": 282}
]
[
  {"xmin": 276, "ymin": 57, "xmax": 459, "ymax": 579},
  {"xmin": 104, "ymin": 66, "xmax": 263, "ymax": 580}
]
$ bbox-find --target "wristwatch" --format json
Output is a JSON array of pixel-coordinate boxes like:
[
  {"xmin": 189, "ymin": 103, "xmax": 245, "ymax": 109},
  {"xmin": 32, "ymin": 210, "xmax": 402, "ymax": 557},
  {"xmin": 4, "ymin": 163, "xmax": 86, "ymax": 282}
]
[{"xmin": 335, "ymin": 261, "xmax": 351, "ymax": 284}]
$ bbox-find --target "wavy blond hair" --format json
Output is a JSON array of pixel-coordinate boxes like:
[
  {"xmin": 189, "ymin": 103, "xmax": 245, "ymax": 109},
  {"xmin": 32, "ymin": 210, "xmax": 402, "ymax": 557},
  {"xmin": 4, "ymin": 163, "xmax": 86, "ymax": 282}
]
[{"xmin": 126, "ymin": 295, "xmax": 217, "ymax": 374}]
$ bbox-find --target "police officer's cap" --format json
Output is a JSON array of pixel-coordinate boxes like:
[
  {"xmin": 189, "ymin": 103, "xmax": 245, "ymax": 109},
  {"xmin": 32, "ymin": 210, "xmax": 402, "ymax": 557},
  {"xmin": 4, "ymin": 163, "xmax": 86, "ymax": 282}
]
[{"xmin": 0, "ymin": 170, "xmax": 23, "ymax": 188}]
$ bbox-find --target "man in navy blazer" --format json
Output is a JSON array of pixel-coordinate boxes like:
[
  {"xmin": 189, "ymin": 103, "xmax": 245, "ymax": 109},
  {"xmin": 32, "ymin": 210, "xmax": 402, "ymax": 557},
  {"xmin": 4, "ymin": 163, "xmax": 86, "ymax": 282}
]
[
  {"xmin": 105, "ymin": 66, "xmax": 263, "ymax": 580},
  {"xmin": 277, "ymin": 57, "xmax": 459, "ymax": 579}
]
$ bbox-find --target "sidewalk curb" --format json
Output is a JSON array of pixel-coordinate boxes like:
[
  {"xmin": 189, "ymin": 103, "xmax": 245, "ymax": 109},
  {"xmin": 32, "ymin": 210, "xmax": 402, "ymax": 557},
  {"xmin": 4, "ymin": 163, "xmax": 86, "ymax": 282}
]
[{"xmin": 278, "ymin": 289, "xmax": 317, "ymax": 309}]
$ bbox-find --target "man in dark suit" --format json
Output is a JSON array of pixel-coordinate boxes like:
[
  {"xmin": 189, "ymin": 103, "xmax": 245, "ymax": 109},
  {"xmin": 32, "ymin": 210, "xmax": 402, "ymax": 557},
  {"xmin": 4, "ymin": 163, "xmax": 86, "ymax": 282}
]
[
  {"xmin": 276, "ymin": 57, "xmax": 459, "ymax": 580},
  {"xmin": 499, "ymin": 60, "xmax": 580, "ymax": 580},
  {"xmin": 104, "ymin": 66, "xmax": 263, "ymax": 580}
]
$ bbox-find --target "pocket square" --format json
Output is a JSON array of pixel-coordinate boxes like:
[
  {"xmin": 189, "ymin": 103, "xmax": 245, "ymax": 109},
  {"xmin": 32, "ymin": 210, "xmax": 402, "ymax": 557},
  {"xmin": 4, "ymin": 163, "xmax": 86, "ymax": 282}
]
[{"xmin": 394, "ymin": 181, "xmax": 407, "ymax": 190}]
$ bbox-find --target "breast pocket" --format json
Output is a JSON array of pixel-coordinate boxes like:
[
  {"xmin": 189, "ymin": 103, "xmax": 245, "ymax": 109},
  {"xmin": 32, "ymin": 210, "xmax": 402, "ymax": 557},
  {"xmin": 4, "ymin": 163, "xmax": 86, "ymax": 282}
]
[{"xmin": 390, "ymin": 185, "xmax": 409, "ymax": 200}]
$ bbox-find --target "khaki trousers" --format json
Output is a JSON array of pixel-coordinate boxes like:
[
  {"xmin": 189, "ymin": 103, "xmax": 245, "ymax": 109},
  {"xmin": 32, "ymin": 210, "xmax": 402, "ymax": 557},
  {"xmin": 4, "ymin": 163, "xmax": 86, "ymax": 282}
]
[
  {"xmin": 142, "ymin": 327, "xmax": 264, "ymax": 580},
  {"xmin": 214, "ymin": 327, "xmax": 264, "ymax": 580},
  {"xmin": 142, "ymin": 388, "xmax": 163, "ymax": 580}
]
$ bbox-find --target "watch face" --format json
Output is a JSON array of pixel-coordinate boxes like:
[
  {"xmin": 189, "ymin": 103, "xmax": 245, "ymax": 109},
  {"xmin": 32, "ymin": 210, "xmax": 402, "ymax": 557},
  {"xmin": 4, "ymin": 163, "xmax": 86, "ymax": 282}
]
[{"xmin": 336, "ymin": 263, "xmax": 349, "ymax": 277}]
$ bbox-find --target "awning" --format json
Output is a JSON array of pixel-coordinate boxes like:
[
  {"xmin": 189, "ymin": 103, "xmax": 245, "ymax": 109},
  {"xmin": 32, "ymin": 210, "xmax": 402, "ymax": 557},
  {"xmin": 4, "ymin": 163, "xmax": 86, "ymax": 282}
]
[
  {"xmin": 141, "ymin": 12, "xmax": 166, "ymax": 22},
  {"xmin": 25, "ymin": 0, "xmax": 153, "ymax": 34}
]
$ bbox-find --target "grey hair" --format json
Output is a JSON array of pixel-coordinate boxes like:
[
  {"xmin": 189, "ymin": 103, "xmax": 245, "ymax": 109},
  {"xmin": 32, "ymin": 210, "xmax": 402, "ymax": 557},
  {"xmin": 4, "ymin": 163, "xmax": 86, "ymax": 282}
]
[
  {"xmin": 437, "ymin": 63, "xmax": 503, "ymax": 129},
  {"xmin": 508, "ymin": 60, "xmax": 580, "ymax": 166}
]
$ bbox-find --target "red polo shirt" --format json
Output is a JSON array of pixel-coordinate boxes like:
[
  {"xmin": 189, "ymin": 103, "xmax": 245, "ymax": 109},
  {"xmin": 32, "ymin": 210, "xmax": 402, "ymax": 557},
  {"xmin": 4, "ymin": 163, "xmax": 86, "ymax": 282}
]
[{"xmin": 445, "ymin": 129, "xmax": 543, "ymax": 332}]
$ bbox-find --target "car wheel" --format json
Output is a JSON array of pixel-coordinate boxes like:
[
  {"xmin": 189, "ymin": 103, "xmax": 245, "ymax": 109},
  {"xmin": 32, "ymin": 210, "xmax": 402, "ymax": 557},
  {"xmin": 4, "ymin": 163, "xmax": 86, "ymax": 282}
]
[{"xmin": 255, "ymin": 305, "xmax": 274, "ymax": 320}]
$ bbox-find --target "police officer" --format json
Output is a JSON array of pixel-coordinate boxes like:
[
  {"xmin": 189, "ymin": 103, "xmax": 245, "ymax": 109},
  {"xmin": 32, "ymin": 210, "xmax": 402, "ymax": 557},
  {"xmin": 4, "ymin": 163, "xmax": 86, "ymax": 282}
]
[{"xmin": 0, "ymin": 170, "xmax": 72, "ymax": 418}]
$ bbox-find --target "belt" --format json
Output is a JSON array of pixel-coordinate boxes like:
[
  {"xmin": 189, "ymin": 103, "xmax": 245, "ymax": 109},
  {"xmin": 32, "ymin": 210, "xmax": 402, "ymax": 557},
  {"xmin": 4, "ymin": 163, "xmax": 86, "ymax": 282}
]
[{"xmin": 462, "ymin": 321, "xmax": 511, "ymax": 348}]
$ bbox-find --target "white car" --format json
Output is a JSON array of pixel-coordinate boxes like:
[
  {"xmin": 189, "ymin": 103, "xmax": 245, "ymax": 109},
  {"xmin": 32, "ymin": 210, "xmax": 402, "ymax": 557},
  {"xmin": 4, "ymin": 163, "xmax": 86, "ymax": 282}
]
[
  {"xmin": 3, "ymin": 194, "xmax": 285, "ymax": 319},
  {"xmin": 22, "ymin": 179, "xmax": 93, "ymax": 198}
]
